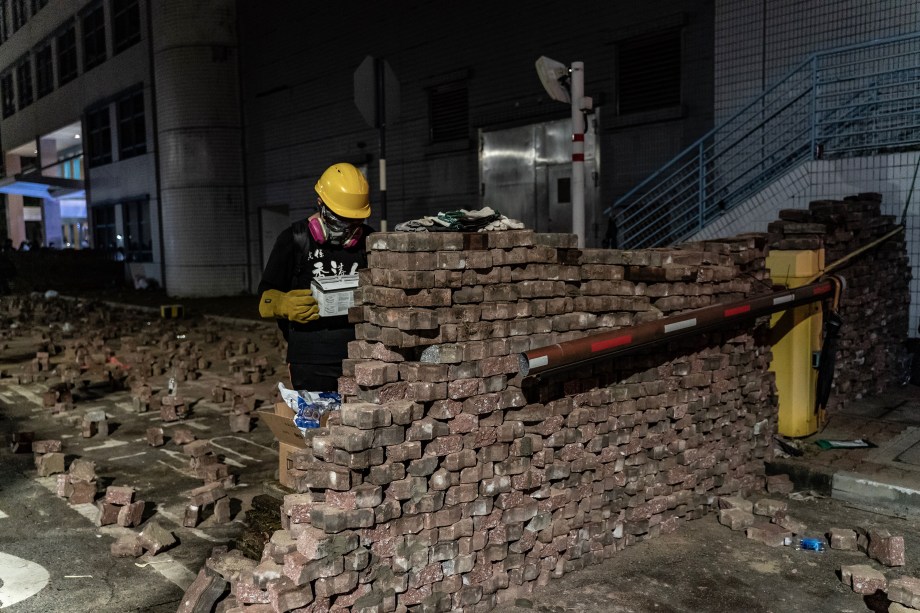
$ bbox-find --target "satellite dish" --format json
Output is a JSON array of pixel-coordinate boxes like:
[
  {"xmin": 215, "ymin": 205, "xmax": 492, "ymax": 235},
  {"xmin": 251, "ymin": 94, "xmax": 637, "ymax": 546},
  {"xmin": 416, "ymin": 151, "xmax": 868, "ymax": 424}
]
[{"xmin": 535, "ymin": 56, "xmax": 571, "ymax": 103}]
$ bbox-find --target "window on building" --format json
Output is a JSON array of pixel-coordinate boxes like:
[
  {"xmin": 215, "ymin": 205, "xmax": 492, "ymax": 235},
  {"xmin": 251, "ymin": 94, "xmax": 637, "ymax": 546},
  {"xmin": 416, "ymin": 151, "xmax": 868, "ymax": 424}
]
[
  {"xmin": 11, "ymin": 0, "xmax": 26, "ymax": 32},
  {"xmin": 81, "ymin": 3, "xmax": 107, "ymax": 71},
  {"xmin": 117, "ymin": 89, "xmax": 146, "ymax": 159},
  {"xmin": 59, "ymin": 154, "xmax": 81, "ymax": 179},
  {"xmin": 92, "ymin": 204, "xmax": 116, "ymax": 252},
  {"xmin": 35, "ymin": 43, "xmax": 53, "ymax": 99},
  {"xmin": 617, "ymin": 28, "xmax": 682, "ymax": 115},
  {"xmin": 16, "ymin": 58, "xmax": 33, "ymax": 109},
  {"xmin": 123, "ymin": 198, "xmax": 151, "ymax": 262},
  {"xmin": 1, "ymin": 73, "xmax": 14, "ymax": 118},
  {"xmin": 86, "ymin": 106, "xmax": 112, "ymax": 166},
  {"xmin": 57, "ymin": 24, "xmax": 77, "ymax": 85},
  {"xmin": 428, "ymin": 79, "xmax": 469, "ymax": 144},
  {"xmin": 0, "ymin": 2, "xmax": 8, "ymax": 43},
  {"xmin": 112, "ymin": 0, "xmax": 140, "ymax": 54}
]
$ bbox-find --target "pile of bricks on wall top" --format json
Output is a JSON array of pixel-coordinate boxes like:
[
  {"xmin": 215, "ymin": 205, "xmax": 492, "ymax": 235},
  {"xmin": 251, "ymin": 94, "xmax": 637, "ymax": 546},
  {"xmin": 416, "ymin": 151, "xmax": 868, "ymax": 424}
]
[
  {"xmin": 767, "ymin": 192, "xmax": 912, "ymax": 413},
  {"xmin": 208, "ymin": 229, "xmax": 783, "ymax": 613}
]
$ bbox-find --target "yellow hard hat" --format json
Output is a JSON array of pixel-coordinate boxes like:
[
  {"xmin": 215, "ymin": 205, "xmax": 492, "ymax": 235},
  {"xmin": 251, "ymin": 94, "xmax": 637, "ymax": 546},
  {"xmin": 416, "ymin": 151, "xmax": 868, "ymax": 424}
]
[{"xmin": 314, "ymin": 163, "xmax": 371, "ymax": 219}]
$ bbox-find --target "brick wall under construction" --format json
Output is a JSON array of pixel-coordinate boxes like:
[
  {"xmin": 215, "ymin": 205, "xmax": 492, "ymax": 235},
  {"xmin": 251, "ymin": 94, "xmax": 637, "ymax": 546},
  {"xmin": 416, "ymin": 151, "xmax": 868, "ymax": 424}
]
[
  {"xmin": 200, "ymin": 196, "xmax": 912, "ymax": 612},
  {"xmin": 217, "ymin": 230, "xmax": 781, "ymax": 612}
]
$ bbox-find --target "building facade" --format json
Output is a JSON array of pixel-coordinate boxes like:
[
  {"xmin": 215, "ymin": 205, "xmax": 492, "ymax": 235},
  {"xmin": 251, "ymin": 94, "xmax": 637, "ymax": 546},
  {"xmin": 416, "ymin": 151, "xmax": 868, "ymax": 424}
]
[{"xmin": 0, "ymin": 0, "xmax": 916, "ymax": 338}]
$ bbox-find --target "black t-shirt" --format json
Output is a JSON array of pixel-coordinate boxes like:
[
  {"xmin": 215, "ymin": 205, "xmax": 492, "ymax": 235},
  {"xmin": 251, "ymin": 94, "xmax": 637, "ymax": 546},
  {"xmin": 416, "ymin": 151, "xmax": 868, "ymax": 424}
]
[{"xmin": 258, "ymin": 221, "xmax": 372, "ymax": 364}]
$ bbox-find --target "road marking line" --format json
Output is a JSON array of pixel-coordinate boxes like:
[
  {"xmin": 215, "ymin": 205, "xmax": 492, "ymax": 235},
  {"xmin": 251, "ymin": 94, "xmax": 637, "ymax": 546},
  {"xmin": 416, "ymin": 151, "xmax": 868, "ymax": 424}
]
[
  {"xmin": 69, "ymin": 503, "xmax": 99, "ymax": 523},
  {"xmin": 0, "ymin": 552, "xmax": 50, "ymax": 609},
  {"xmin": 9, "ymin": 386, "xmax": 43, "ymax": 406},
  {"xmin": 208, "ymin": 441, "xmax": 256, "ymax": 462},
  {"xmin": 134, "ymin": 554, "xmax": 197, "ymax": 590},
  {"xmin": 178, "ymin": 421, "xmax": 209, "ymax": 431},
  {"xmin": 151, "ymin": 418, "xmax": 209, "ymax": 431},
  {"xmin": 158, "ymin": 449, "xmax": 190, "ymax": 463},
  {"xmin": 155, "ymin": 507, "xmax": 224, "ymax": 543},
  {"xmin": 84, "ymin": 439, "xmax": 129, "ymax": 451},
  {"xmin": 212, "ymin": 435, "xmax": 275, "ymax": 453},
  {"xmin": 0, "ymin": 510, "xmax": 8, "ymax": 519},
  {"xmin": 0, "ymin": 392, "xmax": 16, "ymax": 404},
  {"xmin": 109, "ymin": 452, "xmax": 147, "ymax": 462},
  {"xmin": 156, "ymin": 460, "xmax": 189, "ymax": 476},
  {"xmin": 33, "ymin": 477, "xmax": 199, "ymax": 594}
]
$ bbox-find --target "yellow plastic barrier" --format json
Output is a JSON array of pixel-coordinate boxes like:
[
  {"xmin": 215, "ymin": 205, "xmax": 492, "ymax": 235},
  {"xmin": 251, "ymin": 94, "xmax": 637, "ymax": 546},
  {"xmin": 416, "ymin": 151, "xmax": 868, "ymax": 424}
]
[{"xmin": 767, "ymin": 249, "xmax": 824, "ymax": 437}]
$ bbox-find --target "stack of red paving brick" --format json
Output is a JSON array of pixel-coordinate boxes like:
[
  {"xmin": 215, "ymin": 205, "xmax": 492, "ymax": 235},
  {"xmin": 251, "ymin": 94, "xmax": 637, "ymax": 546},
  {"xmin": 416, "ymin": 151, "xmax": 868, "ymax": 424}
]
[
  {"xmin": 97, "ymin": 485, "xmax": 145, "ymax": 528},
  {"xmin": 33, "ymin": 438, "xmax": 65, "ymax": 477},
  {"xmin": 767, "ymin": 193, "xmax": 912, "ymax": 412},
  {"xmin": 189, "ymin": 229, "xmax": 785, "ymax": 612}
]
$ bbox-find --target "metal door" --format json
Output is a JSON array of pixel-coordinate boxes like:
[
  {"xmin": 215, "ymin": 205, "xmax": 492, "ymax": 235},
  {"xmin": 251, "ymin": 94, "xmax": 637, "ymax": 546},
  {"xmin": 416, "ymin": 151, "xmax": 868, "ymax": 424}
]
[{"xmin": 480, "ymin": 115, "xmax": 599, "ymax": 243}]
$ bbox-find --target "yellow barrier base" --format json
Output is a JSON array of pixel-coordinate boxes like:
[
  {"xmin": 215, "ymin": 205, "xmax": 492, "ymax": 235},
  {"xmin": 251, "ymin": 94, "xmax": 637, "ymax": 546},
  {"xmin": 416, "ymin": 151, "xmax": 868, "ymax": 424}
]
[{"xmin": 160, "ymin": 304, "xmax": 184, "ymax": 319}]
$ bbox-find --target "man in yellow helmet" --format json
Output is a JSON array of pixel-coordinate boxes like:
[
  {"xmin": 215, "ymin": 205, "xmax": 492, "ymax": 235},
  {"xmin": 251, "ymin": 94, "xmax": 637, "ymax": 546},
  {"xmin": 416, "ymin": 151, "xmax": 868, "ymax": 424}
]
[{"xmin": 258, "ymin": 162, "xmax": 373, "ymax": 391}]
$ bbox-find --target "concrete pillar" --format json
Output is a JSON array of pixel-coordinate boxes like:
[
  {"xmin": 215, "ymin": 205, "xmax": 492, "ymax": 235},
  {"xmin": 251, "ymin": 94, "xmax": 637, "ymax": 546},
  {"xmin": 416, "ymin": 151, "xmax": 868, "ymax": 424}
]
[
  {"xmin": 42, "ymin": 200, "xmax": 63, "ymax": 248},
  {"xmin": 39, "ymin": 138, "xmax": 63, "ymax": 248},
  {"xmin": 4, "ymin": 153, "xmax": 25, "ymax": 248},
  {"xmin": 149, "ymin": 0, "xmax": 247, "ymax": 297}
]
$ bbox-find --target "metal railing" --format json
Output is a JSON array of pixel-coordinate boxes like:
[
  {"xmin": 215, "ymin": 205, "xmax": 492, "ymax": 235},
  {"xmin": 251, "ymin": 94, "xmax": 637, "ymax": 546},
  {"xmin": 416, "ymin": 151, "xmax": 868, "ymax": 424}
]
[{"xmin": 608, "ymin": 32, "xmax": 920, "ymax": 248}]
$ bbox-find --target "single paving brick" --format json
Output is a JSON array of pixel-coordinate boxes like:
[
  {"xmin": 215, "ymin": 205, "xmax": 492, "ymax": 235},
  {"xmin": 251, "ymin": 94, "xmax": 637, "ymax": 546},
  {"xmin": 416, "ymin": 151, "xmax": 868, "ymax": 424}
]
[
  {"xmin": 745, "ymin": 522, "xmax": 791, "ymax": 547},
  {"xmin": 752, "ymin": 498, "xmax": 787, "ymax": 518},
  {"xmin": 868, "ymin": 529, "xmax": 906, "ymax": 566},
  {"xmin": 829, "ymin": 528, "xmax": 858, "ymax": 550},
  {"xmin": 718, "ymin": 508, "xmax": 754, "ymax": 531},
  {"xmin": 139, "ymin": 521, "xmax": 176, "ymax": 555},
  {"xmin": 889, "ymin": 576, "xmax": 920, "ymax": 609},
  {"xmin": 840, "ymin": 563, "xmax": 887, "ymax": 595}
]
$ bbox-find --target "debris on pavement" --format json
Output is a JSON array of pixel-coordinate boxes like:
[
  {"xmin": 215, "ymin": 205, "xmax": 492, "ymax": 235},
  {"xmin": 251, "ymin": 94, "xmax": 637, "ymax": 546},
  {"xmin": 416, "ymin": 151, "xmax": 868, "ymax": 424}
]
[
  {"xmin": 841, "ymin": 563, "xmax": 887, "ymax": 594},
  {"xmin": 829, "ymin": 528, "xmax": 859, "ymax": 550}
]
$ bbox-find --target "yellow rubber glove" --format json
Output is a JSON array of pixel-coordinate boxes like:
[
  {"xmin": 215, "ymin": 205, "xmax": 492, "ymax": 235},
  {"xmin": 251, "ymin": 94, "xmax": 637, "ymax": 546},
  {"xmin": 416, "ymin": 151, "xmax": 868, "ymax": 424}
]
[{"xmin": 259, "ymin": 289, "xmax": 319, "ymax": 323}]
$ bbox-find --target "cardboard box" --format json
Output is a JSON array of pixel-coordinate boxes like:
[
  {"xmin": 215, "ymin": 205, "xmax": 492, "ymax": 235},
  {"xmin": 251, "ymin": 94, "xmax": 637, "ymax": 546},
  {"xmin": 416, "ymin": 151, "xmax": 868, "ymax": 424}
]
[
  {"xmin": 259, "ymin": 402, "xmax": 332, "ymax": 488},
  {"xmin": 258, "ymin": 403, "xmax": 307, "ymax": 488},
  {"xmin": 311, "ymin": 274, "xmax": 359, "ymax": 317}
]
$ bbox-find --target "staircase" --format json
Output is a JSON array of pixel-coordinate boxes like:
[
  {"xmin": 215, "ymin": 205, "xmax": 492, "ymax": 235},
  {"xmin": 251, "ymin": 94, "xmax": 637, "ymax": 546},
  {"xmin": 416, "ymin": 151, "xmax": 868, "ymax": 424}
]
[{"xmin": 608, "ymin": 32, "xmax": 920, "ymax": 248}]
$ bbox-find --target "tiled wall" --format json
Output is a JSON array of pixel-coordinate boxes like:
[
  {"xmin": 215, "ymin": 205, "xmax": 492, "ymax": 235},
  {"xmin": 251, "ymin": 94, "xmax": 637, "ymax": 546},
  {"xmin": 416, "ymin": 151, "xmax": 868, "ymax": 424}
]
[
  {"xmin": 691, "ymin": 153, "xmax": 920, "ymax": 339},
  {"xmin": 714, "ymin": 0, "xmax": 920, "ymax": 124}
]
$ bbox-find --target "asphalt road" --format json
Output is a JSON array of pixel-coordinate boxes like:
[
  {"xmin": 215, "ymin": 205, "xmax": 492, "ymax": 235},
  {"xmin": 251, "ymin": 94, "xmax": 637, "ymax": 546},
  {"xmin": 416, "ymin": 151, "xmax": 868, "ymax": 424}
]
[
  {"xmin": 502, "ymin": 494, "xmax": 920, "ymax": 613},
  {"xmin": 0, "ymin": 313, "xmax": 284, "ymax": 613},
  {"xmin": 2, "ymin": 296, "xmax": 918, "ymax": 613}
]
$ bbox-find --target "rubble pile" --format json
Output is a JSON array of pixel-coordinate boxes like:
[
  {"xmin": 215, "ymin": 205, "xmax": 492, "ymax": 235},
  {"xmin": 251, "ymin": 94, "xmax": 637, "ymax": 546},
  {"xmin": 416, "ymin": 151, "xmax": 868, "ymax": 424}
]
[
  {"xmin": 767, "ymin": 192, "xmax": 912, "ymax": 411},
  {"xmin": 717, "ymin": 476, "xmax": 916, "ymax": 607},
  {"xmin": 1, "ymin": 293, "xmax": 277, "ymax": 565}
]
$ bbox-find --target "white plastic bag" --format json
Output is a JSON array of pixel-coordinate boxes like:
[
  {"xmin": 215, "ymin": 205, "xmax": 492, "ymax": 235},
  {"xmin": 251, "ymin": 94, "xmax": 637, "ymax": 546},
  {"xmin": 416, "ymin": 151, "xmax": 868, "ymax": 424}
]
[{"xmin": 278, "ymin": 382, "xmax": 340, "ymax": 431}]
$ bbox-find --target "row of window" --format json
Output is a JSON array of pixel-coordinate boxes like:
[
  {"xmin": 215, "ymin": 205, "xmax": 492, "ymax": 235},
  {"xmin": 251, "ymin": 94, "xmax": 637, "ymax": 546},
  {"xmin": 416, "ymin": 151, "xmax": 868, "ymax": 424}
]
[
  {"xmin": 0, "ymin": 0, "xmax": 49, "ymax": 43},
  {"xmin": 0, "ymin": 0, "xmax": 140, "ymax": 118},
  {"xmin": 86, "ymin": 88, "xmax": 147, "ymax": 166}
]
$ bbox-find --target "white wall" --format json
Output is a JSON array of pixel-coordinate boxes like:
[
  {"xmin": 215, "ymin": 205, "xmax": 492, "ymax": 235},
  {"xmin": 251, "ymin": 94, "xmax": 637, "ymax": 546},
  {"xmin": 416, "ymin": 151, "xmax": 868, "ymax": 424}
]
[{"xmin": 690, "ymin": 152, "xmax": 920, "ymax": 339}]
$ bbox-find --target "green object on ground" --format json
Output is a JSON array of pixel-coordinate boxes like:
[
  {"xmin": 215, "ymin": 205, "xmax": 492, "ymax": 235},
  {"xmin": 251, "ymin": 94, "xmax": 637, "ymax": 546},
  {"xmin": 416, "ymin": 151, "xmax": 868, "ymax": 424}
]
[{"xmin": 815, "ymin": 439, "xmax": 874, "ymax": 450}]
